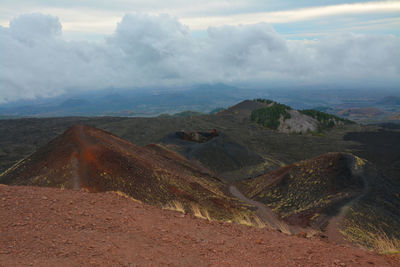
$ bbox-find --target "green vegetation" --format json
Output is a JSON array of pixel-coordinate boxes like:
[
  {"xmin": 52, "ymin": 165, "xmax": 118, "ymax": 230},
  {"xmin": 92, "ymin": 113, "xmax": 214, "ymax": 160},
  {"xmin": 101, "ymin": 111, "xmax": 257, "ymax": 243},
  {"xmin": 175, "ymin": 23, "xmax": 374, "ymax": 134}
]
[
  {"xmin": 251, "ymin": 102, "xmax": 292, "ymax": 130},
  {"xmin": 299, "ymin": 109, "xmax": 354, "ymax": 128}
]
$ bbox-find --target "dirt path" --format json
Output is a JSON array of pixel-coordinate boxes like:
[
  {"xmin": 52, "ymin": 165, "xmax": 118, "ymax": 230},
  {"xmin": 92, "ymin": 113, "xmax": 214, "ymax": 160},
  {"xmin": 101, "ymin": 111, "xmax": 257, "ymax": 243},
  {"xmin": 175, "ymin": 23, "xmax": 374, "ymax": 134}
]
[
  {"xmin": 229, "ymin": 185, "xmax": 294, "ymax": 233},
  {"xmin": 326, "ymin": 210, "xmax": 351, "ymax": 245},
  {"xmin": 76, "ymin": 124, "xmax": 91, "ymax": 144},
  {"xmin": 69, "ymin": 125, "xmax": 96, "ymax": 191},
  {"xmin": 1, "ymin": 185, "xmax": 398, "ymax": 266},
  {"xmin": 325, "ymin": 155, "xmax": 370, "ymax": 245}
]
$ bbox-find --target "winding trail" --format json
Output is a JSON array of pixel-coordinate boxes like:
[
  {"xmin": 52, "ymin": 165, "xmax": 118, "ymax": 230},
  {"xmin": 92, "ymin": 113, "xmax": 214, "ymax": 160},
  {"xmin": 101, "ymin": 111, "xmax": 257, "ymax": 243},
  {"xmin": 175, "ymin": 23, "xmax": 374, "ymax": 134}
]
[
  {"xmin": 325, "ymin": 155, "xmax": 370, "ymax": 245},
  {"xmin": 229, "ymin": 185, "xmax": 295, "ymax": 233}
]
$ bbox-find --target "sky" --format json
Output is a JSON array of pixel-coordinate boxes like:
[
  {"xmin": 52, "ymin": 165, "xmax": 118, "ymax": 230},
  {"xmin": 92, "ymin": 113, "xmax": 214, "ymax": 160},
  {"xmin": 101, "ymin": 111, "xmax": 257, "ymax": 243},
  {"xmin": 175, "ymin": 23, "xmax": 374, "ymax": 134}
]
[{"xmin": 0, "ymin": 0, "xmax": 399, "ymax": 103}]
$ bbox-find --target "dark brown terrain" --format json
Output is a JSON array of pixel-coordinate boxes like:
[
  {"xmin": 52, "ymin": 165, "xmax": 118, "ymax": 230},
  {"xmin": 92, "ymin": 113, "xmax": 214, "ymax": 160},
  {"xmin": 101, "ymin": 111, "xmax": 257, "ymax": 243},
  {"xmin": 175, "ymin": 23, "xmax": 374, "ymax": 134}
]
[
  {"xmin": 1, "ymin": 185, "xmax": 398, "ymax": 266},
  {"xmin": 240, "ymin": 153, "xmax": 365, "ymax": 228}
]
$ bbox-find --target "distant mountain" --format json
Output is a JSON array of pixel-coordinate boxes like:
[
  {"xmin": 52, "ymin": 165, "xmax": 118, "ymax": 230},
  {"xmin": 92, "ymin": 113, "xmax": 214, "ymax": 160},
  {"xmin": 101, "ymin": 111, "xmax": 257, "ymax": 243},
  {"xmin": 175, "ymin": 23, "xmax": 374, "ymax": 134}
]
[
  {"xmin": 59, "ymin": 98, "xmax": 90, "ymax": 108},
  {"xmin": 2, "ymin": 87, "xmax": 399, "ymax": 121},
  {"xmin": 0, "ymin": 84, "xmax": 254, "ymax": 117}
]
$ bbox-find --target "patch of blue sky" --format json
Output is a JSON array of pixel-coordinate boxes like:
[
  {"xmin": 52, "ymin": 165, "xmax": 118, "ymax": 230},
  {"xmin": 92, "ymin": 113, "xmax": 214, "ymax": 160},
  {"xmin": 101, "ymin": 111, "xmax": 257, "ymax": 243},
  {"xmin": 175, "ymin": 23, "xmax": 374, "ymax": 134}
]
[
  {"xmin": 215, "ymin": 0, "xmax": 380, "ymax": 14},
  {"xmin": 273, "ymin": 13, "xmax": 400, "ymax": 39}
]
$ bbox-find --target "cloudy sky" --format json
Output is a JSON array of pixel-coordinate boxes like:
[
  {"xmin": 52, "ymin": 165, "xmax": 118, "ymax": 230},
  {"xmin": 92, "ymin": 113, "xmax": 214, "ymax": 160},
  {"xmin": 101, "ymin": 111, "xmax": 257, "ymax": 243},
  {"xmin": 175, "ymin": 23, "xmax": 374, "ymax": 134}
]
[{"xmin": 0, "ymin": 0, "xmax": 399, "ymax": 103}]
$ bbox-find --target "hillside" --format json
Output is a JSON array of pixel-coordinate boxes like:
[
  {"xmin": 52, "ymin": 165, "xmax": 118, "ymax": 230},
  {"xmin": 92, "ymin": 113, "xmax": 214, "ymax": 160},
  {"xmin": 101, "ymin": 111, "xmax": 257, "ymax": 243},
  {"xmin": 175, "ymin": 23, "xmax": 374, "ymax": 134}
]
[
  {"xmin": 0, "ymin": 105, "xmax": 375, "ymax": 177},
  {"xmin": 239, "ymin": 152, "xmax": 400, "ymax": 250},
  {"xmin": 0, "ymin": 125, "xmax": 256, "ymax": 223},
  {"xmin": 240, "ymin": 153, "xmax": 364, "ymax": 226},
  {"xmin": 218, "ymin": 99, "xmax": 271, "ymax": 118},
  {"xmin": 160, "ymin": 131, "xmax": 266, "ymax": 180},
  {"xmin": 1, "ymin": 185, "xmax": 398, "ymax": 266}
]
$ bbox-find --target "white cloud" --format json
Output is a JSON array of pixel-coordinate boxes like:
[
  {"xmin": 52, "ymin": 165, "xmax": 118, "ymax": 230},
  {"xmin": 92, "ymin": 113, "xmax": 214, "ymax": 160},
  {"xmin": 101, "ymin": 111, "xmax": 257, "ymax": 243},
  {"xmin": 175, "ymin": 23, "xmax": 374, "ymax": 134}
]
[
  {"xmin": 0, "ymin": 12, "xmax": 399, "ymax": 103},
  {"xmin": 9, "ymin": 13, "xmax": 62, "ymax": 42}
]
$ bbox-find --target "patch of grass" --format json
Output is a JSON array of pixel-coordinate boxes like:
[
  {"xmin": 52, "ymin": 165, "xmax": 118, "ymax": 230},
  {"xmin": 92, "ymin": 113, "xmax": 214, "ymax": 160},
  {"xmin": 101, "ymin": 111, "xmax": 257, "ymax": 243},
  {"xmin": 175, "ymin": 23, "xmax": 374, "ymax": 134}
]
[
  {"xmin": 162, "ymin": 199, "xmax": 266, "ymax": 228},
  {"xmin": 275, "ymin": 221, "xmax": 292, "ymax": 235},
  {"xmin": 342, "ymin": 225, "xmax": 400, "ymax": 254},
  {"xmin": 112, "ymin": 191, "xmax": 143, "ymax": 204},
  {"xmin": 374, "ymin": 230, "xmax": 400, "ymax": 254},
  {"xmin": 233, "ymin": 213, "xmax": 265, "ymax": 228},
  {"xmin": 190, "ymin": 203, "xmax": 211, "ymax": 221},
  {"xmin": 162, "ymin": 200, "xmax": 185, "ymax": 213}
]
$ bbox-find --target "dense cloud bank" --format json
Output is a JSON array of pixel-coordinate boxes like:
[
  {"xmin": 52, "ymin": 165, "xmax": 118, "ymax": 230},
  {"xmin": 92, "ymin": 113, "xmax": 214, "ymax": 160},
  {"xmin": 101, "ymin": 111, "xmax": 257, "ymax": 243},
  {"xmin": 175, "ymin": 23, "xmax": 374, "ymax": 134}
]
[{"xmin": 0, "ymin": 13, "xmax": 399, "ymax": 103}]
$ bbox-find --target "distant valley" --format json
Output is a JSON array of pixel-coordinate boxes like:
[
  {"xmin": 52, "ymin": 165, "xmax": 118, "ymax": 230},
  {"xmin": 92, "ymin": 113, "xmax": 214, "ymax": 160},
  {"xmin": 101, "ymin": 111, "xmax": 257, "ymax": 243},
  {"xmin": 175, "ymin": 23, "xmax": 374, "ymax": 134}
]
[{"xmin": 1, "ymin": 84, "xmax": 399, "ymax": 125}]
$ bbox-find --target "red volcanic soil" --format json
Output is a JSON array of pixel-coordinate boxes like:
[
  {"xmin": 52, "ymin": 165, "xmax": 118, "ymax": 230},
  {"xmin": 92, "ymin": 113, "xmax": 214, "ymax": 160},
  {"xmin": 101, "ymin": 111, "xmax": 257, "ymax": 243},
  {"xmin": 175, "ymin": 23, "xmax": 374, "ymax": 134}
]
[{"xmin": 1, "ymin": 185, "xmax": 398, "ymax": 266}]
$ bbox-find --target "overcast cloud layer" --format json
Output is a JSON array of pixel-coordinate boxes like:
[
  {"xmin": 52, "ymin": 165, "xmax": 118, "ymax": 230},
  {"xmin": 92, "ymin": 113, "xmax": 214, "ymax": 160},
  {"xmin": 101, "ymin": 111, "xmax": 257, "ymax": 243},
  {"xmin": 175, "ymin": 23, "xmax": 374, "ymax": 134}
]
[{"xmin": 0, "ymin": 13, "xmax": 399, "ymax": 103}]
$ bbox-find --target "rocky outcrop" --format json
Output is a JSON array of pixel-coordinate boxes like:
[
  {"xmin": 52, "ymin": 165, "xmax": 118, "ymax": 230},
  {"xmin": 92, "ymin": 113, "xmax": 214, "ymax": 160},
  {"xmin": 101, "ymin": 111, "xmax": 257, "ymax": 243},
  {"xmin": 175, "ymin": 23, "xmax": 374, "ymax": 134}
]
[
  {"xmin": 277, "ymin": 110, "xmax": 319, "ymax": 134},
  {"xmin": 177, "ymin": 129, "xmax": 219, "ymax": 143}
]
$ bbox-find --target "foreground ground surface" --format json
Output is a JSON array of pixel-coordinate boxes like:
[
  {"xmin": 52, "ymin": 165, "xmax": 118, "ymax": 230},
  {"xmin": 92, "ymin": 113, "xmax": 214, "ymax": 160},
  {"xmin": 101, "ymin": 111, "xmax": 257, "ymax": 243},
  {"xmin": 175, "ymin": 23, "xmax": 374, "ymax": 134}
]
[{"xmin": 1, "ymin": 185, "xmax": 398, "ymax": 266}]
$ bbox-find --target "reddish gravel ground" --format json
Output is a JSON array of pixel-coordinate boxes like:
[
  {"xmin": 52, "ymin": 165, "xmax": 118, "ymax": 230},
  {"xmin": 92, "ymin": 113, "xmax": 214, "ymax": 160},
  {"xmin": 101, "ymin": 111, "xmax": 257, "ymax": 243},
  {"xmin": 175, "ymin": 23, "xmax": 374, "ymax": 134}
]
[{"xmin": 1, "ymin": 185, "xmax": 398, "ymax": 267}]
